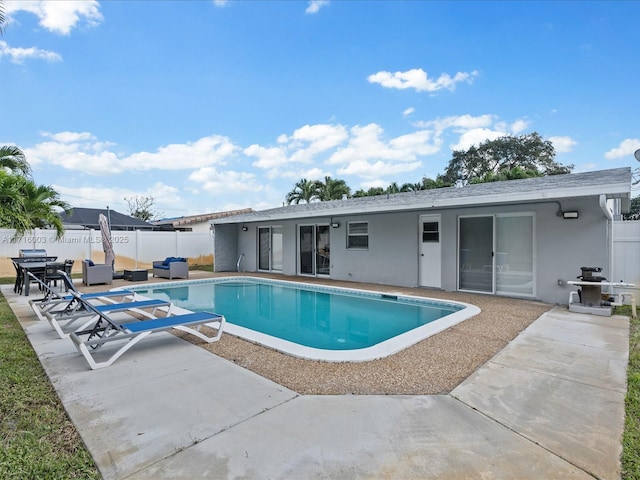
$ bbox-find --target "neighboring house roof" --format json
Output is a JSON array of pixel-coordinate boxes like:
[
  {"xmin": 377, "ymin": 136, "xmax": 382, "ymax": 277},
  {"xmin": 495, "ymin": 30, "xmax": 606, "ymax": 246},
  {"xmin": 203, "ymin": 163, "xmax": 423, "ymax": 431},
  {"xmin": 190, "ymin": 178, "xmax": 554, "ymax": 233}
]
[
  {"xmin": 212, "ymin": 167, "xmax": 632, "ymax": 225},
  {"xmin": 152, "ymin": 208, "xmax": 253, "ymax": 229},
  {"xmin": 59, "ymin": 207, "xmax": 155, "ymax": 230}
]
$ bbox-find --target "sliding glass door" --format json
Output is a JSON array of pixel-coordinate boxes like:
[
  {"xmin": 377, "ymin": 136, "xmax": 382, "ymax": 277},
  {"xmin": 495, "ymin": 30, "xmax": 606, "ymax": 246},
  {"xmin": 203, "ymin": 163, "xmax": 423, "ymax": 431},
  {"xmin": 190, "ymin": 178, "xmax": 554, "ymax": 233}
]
[
  {"xmin": 495, "ymin": 215, "xmax": 534, "ymax": 296},
  {"xmin": 458, "ymin": 214, "xmax": 534, "ymax": 296},
  {"xmin": 459, "ymin": 216, "xmax": 493, "ymax": 292},
  {"xmin": 258, "ymin": 226, "xmax": 283, "ymax": 272},
  {"xmin": 298, "ymin": 224, "xmax": 330, "ymax": 276}
]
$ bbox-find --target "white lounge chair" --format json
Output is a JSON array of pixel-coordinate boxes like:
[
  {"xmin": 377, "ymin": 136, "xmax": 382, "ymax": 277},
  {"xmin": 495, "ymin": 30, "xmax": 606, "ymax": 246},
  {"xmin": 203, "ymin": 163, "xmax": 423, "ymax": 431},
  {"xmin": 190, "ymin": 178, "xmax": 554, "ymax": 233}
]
[
  {"xmin": 45, "ymin": 297, "xmax": 174, "ymax": 339},
  {"xmin": 28, "ymin": 271, "xmax": 136, "ymax": 322},
  {"xmin": 69, "ymin": 293, "xmax": 225, "ymax": 370}
]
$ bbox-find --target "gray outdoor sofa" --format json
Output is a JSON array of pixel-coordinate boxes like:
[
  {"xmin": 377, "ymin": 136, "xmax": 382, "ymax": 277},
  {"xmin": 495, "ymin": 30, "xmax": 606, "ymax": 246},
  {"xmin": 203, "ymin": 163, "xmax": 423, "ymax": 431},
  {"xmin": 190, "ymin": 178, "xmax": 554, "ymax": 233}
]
[{"xmin": 152, "ymin": 257, "xmax": 189, "ymax": 279}]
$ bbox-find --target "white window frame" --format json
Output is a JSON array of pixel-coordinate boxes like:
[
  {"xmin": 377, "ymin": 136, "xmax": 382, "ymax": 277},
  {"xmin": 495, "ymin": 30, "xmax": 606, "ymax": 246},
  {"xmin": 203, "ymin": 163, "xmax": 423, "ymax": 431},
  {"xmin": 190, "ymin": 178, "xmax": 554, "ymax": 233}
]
[{"xmin": 347, "ymin": 221, "xmax": 369, "ymax": 249}]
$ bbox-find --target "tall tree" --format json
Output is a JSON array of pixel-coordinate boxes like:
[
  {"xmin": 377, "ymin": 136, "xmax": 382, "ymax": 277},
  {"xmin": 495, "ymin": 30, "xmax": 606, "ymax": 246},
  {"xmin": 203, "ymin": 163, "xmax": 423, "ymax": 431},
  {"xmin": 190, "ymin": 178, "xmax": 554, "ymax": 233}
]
[
  {"xmin": 286, "ymin": 178, "xmax": 322, "ymax": 204},
  {"xmin": 0, "ymin": 145, "xmax": 31, "ymax": 176},
  {"xmin": 353, "ymin": 186, "xmax": 385, "ymax": 197},
  {"xmin": 317, "ymin": 176, "xmax": 351, "ymax": 201},
  {"xmin": 125, "ymin": 195, "xmax": 161, "ymax": 222},
  {"xmin": 442, "ymin": 132, "xmax": 573, "ymax": 185},
  {"xmin": 0, "ymin": 171, "xmax": 71, "ymax": 237},
  {"xmin": 0, "ymin": 0, "xmax": 6, "ymax": 35},
  {"xmin": 19, "ymin": 177, "xmax": 70, "ymax": 236},
  {"xmin": 624, "ymin": 195, "xmax": 640, "ymax": 221}
]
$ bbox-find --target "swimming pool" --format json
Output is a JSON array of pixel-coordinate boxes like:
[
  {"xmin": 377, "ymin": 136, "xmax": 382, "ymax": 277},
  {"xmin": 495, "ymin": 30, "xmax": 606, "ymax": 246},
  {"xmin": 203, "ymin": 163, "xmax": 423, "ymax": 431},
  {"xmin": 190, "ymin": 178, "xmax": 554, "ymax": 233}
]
[{"xmin": 129, "ymin": 277, "xmax": 479, "ymax": 361}]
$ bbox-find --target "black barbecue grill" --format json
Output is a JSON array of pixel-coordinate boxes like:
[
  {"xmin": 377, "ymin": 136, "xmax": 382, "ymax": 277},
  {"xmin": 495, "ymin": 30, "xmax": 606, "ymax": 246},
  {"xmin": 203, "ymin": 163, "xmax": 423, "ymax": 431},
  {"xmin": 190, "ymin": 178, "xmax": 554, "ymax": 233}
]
[
  {"xmin": 19, "ymin": 248, "xmax": 48, "ymax": 259},
  {"xmin": 577, "ymin": 266, "xmax": 607, "ymax": 283},
  {"xmin": 576, "ymin": 267, "xmax": 607, "ymax": 306}
]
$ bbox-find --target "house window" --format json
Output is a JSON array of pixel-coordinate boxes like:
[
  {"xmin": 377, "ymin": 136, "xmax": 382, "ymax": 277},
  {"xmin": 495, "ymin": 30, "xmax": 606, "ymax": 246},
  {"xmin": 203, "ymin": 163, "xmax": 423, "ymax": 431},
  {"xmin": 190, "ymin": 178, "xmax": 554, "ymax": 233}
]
[
  {"xmin": 422, "ymin": 221, "xmax": 439, "ymax": 242},
  {"xmin": 347, "ymin": 222, "xmax": 368, "ymax": 249}
]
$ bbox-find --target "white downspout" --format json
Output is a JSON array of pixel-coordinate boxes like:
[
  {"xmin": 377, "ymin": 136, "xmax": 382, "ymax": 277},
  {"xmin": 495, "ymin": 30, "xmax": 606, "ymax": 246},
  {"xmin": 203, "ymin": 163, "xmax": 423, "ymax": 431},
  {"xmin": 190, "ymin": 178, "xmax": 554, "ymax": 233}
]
[
  {"xmin": 599, "ymin": 194, "xmax": 614, "ymax": 221},
  {"xmin": 600, "ymin": 195, "xmax": 614, "ymax": 284}
]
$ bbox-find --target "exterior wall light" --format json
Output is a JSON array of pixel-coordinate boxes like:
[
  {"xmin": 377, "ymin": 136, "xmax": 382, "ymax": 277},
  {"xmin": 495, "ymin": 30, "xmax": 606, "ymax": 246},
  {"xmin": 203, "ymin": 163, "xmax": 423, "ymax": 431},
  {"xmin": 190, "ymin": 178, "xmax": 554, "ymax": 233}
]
[
  {"xmin": 562, "ymin": 211, "xmax": 579, "ymax": 219},
  {"xmin": 241, "ymin": 225, "xmax": 248, "ymax": 231},
  {"xmin": 331, "ymin": 222, "xmax": 340, "ymax": 228}
]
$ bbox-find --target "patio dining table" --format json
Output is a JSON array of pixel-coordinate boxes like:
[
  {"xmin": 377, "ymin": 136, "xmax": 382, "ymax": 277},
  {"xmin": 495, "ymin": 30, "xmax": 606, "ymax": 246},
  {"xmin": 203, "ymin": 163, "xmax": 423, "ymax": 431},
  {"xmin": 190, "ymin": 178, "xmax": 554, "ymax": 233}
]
[{"xmin": 11, "ymin": 257, "xmax": 60, "ymax": 296}]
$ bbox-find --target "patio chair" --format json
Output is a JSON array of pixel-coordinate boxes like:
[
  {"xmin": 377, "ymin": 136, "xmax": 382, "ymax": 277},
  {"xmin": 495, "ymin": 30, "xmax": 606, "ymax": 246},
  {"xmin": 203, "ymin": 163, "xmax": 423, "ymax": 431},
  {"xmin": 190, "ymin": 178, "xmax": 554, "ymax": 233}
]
[
  {"xmin": 12, "ymin": 259, "xmax": 23, "ymax": 294},
  {"xmin": 69, "ymin": 292, "xmax": 225, "ymax": 370},
  {"xmin": 82, "ymin": 259, "xmax": 113, "ymax": 286}
]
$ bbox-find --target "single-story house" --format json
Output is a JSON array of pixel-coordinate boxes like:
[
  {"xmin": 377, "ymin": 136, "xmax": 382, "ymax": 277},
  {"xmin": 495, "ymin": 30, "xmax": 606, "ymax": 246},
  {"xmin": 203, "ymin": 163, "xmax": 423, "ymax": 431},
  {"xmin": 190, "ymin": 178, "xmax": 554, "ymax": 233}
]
[
  {"xmin": 59, "ymin": 208, "xmax": 155, "ymax": 231},
  {"xmin": 152, "ymin": 208, "xmax": 253, "ymax": 232},
  {"xmin": 211, "ymin": 167, "xmax": 632, "ymax": 305}
]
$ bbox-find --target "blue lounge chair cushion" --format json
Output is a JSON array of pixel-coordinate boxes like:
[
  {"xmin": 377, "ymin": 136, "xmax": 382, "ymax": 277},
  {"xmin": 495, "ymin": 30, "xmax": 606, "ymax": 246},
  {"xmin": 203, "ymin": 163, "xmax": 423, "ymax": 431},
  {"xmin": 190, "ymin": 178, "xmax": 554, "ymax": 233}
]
[
  {"xmin": 94, "ymin": 299, "xmax": 170, "ymax": 313},
  {"xmin": 122, "ymin": 311, "xmax": 222, "ymax": 333}
]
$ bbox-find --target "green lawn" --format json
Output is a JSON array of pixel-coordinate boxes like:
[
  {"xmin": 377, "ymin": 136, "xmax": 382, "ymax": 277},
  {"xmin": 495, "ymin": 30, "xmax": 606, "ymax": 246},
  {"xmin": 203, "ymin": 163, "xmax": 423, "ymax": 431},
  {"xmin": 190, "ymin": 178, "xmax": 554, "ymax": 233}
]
[
  {"xmin": 0, "ymin": 292, "xmax": 100, "ymax": 479},
  {"xmin": 0, "ymin": 281, "xmax": 637, "ymax": 478},
  {"xmin": 619, "ymin": 304, "xmax": 640, "ymax": 479}
]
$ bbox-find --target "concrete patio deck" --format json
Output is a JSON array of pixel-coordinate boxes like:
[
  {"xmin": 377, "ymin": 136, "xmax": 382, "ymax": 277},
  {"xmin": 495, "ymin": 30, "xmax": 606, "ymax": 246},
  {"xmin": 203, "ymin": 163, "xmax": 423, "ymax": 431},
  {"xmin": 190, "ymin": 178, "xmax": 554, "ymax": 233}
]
[{"xmin": 4, "ymin": 281, "xmax": 629, "ymax": 479}]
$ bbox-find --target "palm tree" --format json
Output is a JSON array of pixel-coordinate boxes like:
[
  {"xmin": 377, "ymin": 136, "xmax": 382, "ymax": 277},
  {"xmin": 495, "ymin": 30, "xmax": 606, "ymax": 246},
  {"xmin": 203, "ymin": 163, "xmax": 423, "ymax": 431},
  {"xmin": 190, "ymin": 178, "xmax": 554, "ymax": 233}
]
[
  {"xmin": 353, "ymin": 186, "xmax": 385, "ymax": 197},
  {"xmin": 0, "ymin": 0, "xmax": 7, "ymax": 36},
  {"xmin": 317, "ymin": 176, "xmax": 351, "ymax": 201},
  {"xmin": 286, "ymin": 178, "xmax": 322, "ymax": 204},
  {"xmin": 0, "ymin": 171, "xmax": 71, "ymax": 237},
  {"xmin": 386, "ymin": 182, "xmax": 401, "ymax": 194},
  {"xmin": 0, "ymin": 145, "xmax": 31, "ymax": 176}
]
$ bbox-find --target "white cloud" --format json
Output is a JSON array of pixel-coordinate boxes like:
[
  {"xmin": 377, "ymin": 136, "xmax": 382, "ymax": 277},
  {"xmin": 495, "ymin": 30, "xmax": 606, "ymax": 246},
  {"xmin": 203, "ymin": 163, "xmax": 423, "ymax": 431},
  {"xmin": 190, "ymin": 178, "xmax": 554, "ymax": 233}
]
[
  {"xmin": 549, "ymin": 136, "xmax": 577, "ymax": 153},
  {"xmin": 25, "ymin": 132, "xmax": 239, "ymax": 174},
  {"xmin": 43, "ymin": 131, "xmax": 95, "ymax": 143},
  {"xmin": 403, "ymin": 107, "xmax": 415, "ymax": 117},
  {"xmin": 450, "ymin": 128, "xmax": 506, "ymax": 151},
  {"xmin": 604, "ymin": 138, "xmax": 640, "ymax": 160},
  {"xmin": 327, "ymin": 123, "xmax": 438, "ymax": 166},
  {"xmin": 367, "ymin": 68, "xmax": 478, "ymax": 93},
  {"xmin": 306, "ymin": 0, "xmax": 330, "ymax": 14},
  {"xmin": 0, "ymin": 40, "xmax": 61, "ymax": 63},
  {"xmin": 419, "ymin": 114, "xmax": 495, "ymax": 133},
  {"xmin": 417, "ymin": 114, "xmax": 530, "ymax": 152},
  {"xmin": 127, "ymin": 136, "xmax": 239, "ymax": 171},
  {"xmin": 188, "ymin": 167, "xmax": 262, "ymax": 195},
  {"xmin": 55, "ymin": 184, "xmax": 142, "ymax": 210},
  {"xmin": 6, "ymin": 0, "xmax": 102, "ymax": 35},
  {"xmin": 337, "ymin": 159, "xmax": 422, "ymax": 179},
  {"xmin": 510, "ymin": 119, "xmax": 529, "ymax": 134},
  {"xmin": 389, "ymin": 130, "xmax": 441, "ymax": 157},
  {"xmin": 54, "ymin": 181, "xmax": 180, "ymax": 211},
  {"xmin": 244, "ymin": 144, "xmax": 288, "ymax": 170},
  {"xmin": 247, "ymin": 124, "xmax": 348, "ymax": 172}
]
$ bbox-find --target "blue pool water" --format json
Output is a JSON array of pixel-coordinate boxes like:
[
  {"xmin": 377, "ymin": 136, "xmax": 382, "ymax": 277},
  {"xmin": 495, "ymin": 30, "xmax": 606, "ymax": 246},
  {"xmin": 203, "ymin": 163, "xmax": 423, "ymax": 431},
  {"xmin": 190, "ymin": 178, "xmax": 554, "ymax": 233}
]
[{"xmin": 130, "ymin": 277, "xmax": 476, "ymax": 360}]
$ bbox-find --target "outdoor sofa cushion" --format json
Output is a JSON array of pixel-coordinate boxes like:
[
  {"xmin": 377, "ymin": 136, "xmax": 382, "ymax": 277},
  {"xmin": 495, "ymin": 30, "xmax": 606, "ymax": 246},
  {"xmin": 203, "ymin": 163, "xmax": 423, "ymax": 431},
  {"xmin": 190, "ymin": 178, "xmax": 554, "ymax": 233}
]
[
  {"xmin": 152, "ymin": 257, "xmax": 188, "ymax": 279},
  {"xmin": 156, "ymin": 257, "xmax": 187, "ymax": 269}
]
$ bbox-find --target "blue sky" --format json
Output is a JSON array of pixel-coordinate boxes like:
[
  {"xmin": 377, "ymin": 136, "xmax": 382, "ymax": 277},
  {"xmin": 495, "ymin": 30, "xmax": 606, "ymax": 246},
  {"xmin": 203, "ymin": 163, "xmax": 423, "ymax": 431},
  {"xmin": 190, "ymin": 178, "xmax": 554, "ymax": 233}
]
[{"xmin": 2, "ymin": 0, "xmax": 639, "ymax": 219}]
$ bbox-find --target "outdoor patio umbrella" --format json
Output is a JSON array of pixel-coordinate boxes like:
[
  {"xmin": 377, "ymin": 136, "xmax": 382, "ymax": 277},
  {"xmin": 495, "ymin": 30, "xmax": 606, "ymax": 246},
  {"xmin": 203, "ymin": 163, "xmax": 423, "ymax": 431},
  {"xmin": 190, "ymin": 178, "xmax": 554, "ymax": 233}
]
[{"xmin": 98, "ymin": 213, "xmax": 115, "ymax": 271}]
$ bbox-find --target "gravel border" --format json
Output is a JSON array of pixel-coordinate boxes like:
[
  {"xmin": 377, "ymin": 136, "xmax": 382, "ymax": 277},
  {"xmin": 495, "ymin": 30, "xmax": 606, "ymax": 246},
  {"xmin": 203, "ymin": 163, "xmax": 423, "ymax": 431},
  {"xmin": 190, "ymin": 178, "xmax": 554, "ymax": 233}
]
[{"xmin": 170, "ymin": 274, "xmax": 552, "ymax": 395}]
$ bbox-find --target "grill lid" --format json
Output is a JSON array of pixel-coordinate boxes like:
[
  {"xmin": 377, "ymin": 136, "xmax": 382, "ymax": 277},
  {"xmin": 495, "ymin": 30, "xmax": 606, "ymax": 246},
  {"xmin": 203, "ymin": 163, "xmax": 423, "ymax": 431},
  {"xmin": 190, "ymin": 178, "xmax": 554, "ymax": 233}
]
[{"xmin": 19, "ymin": 249, "xmax": 47, "ymax": 257}]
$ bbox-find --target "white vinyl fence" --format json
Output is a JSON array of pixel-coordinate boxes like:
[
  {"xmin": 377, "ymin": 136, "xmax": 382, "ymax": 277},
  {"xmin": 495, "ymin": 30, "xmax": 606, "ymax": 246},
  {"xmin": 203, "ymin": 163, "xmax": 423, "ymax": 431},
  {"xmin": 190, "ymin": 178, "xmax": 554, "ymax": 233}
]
[
  {"xmin": 0, "ymin": 228, "xmax": 213, "ymax": 278},
  {"xmin": 612, "ymin": 220, "xmax": 640, "ymax": 287}
]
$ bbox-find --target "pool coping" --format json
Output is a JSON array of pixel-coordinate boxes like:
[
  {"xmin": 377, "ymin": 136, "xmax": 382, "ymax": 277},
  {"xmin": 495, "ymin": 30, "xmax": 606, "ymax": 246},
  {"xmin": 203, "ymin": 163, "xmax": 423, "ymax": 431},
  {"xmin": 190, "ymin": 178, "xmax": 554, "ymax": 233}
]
[{"xmin": 124, "ymin": 275, "xmax": 481, "ymax": 362}]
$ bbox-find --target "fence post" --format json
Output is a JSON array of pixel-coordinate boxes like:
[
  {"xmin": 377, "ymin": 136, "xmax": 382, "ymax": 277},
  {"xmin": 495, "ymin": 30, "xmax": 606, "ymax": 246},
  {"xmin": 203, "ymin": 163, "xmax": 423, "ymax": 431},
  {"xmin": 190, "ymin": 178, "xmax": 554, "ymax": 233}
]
[{"xmin": 135, "ymin": 230, "xmax": 141, "ymax": 268}]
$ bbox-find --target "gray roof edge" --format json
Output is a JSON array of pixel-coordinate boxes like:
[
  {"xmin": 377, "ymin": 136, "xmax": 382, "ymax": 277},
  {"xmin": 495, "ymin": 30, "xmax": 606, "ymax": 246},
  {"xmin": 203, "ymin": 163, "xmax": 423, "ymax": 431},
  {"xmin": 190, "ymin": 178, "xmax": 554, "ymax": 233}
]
[{"xmin": 212, "ymin": 167, "xmax": 632, "ymax": 225}]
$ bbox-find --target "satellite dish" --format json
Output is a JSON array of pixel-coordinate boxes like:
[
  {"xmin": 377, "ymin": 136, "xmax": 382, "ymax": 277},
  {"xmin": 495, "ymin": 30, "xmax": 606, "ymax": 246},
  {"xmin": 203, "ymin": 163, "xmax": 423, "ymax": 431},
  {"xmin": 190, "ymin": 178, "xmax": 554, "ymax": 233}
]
[{"xmin": 632, "ymin": 150, "xmax": 640, "ymax": 185}]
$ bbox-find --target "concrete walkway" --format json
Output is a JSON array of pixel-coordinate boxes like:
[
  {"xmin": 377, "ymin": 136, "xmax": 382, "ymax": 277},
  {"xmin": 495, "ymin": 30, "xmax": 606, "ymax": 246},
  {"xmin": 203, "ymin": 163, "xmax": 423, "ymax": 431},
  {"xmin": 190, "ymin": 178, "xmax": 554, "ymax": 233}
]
[{"xmin": 5, "ymin": 286, "xmax": 628, "ymax": 479}]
